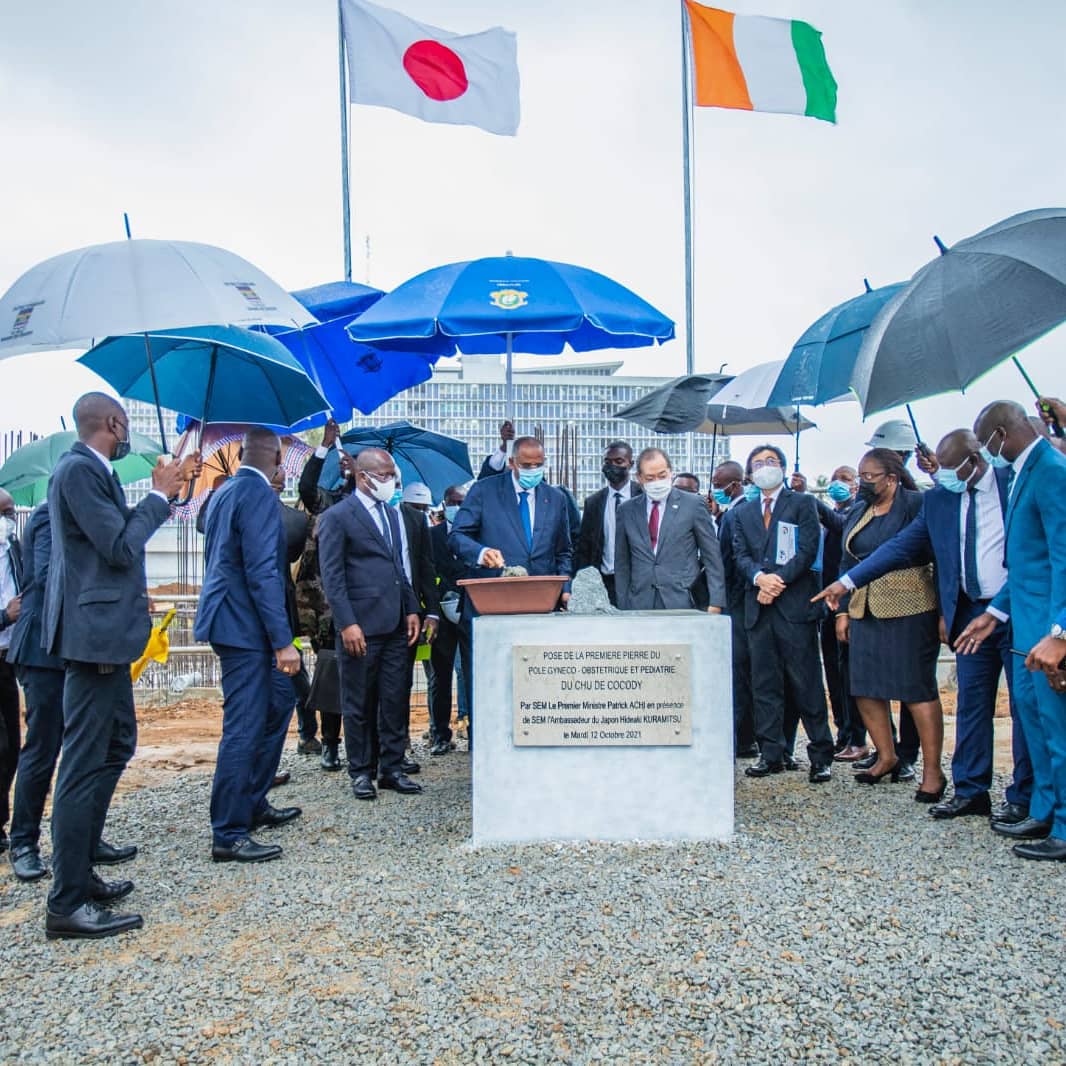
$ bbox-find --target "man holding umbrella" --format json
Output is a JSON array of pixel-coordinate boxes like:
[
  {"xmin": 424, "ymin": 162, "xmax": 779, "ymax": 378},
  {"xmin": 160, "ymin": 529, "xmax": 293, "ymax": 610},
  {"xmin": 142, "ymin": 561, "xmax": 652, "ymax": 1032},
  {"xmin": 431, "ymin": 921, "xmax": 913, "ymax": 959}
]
[{"xmin": 42, "ymin": 394, "xmax": 185, "ymax": 940}]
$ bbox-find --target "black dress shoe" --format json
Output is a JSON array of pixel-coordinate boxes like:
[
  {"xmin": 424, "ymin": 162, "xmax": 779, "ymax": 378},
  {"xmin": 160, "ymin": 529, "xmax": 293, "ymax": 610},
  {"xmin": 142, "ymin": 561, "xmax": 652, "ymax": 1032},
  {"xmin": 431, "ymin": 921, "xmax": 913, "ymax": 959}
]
[
  {"xmin": 93, "ymin": 840, "xmax": 137, "ymax": 865},
  {"xmin": 251, "ymin": 804, "xmax": 302, "ymax": 829},
  {"xmin": 809, "ymin": 764, "xmax": 832, "ymax": 783},
  {"xmin": 378, "ymin": 772, "xmax": 423, "ymax": 794},
  {"xmin": 895, "ymin": 762, "xmax": 917, "ymax": 783},
  {"xmin": 430, "ymin": 740, "xmax": 451, "ymax": 756},
  {"xmin": 736, "ymin": 743, "xmax": 761, "ymax": 759},
  {"xmin": 351, "ymin": 774, "xmax": 377, "ymax": 801},
  {"xmin": 0, "ymin": 829, "xmax": 7, "ymax": 854},
  {"xmin": 745, "ymin": 757, "xmax": 785, "ymax": 778},
  {"xmin": 783, "ymin": 755, "xmax": 800, "ymax": 771},
  {"xmin": 929, "ymin": 792, "xmax": 992, "ymax": 819},
  {"xmin": 10, "ymin": 846, "xmax": 47, "ymax": 882},
  {"xmin": 320, "ymin": 743, "xmax": 342, "ymax": 772},
  {"xmin": 46, "ymin": 901, "xmax": 143, "ymax": 940},
  {"xmin": 991, "ymin": 801, "xmax": 1029, "ymax": 826},
  {"xmin": 89, "ymin": 872, "xmax": 134, "ymax": 903},
  {"xmin": 296, "ymin": 737, "xmax": 322, "ymax": 755},
  {"xmin": 270, "ymin": 771, "xmax": 291, "ymax": 789},
  {"xmin": 853, "ymin": 752, "xmax": 878, "ymax": 771},
  {"xmin": 211, "ymin": 837, "xmax": 283, "ymax": 863},
  {"xmin": 1012, "ymin": 835, "xmax": 1066, "ymax": 861},
  {"xmin": 401, "ymin": 758, "xmax": 421, "ymax": 775},
  {"xmin": 992, "ymin": 816, "xmax": 1052, "ymax": 840}
]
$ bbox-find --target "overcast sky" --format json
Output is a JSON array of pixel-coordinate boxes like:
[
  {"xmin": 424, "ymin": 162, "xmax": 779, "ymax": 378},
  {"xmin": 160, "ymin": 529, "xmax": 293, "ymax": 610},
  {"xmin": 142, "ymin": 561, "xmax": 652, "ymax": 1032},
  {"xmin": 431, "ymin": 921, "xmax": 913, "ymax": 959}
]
[{"xmin": 1, "ymin": 0, "xmax": 1063, "ymax": 476}]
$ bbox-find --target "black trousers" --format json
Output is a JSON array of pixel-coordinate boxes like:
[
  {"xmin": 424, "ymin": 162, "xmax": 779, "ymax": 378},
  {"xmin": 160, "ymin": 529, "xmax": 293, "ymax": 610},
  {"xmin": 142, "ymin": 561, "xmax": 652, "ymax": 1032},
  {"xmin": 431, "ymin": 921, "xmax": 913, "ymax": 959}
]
[
  {"xmin": 337, "ymin": 623, "xmax": 410, "ymax": 778},
  {"xmin": 48, "ymin": 663, "xmax": 137, "ymax": 916},
  {"xmin": 821, "ymin": 619, "xmax": 866, "ymax": 748},
  {"xmin": 729, "ymin": 612, "xmax": 756, "ymax": 751},
  {"xmin": 0, "ymin": 657, "xmax": 19, "ymax": 834},
  {"xmin": 9, "ymin": 665, "xmax": 65, "ymax": 852},
  {"xmin": 749, "ymin": 610, "xmax": 834, "ymax": 768},
  {"xmin": 292, "ymin": 659, "xmax": 314, "ymax": 741},
  {"xmin": 429, "ymin": 616, "xmax": 471, "ymax": 745}
]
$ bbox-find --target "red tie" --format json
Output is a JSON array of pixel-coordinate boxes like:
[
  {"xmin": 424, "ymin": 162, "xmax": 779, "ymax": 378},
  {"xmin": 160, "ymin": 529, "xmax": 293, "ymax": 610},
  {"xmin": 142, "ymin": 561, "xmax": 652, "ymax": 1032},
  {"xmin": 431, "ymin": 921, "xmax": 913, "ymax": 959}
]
[
  {"xmin": 649, "ymin": 500, "xmax": 661, "ymax": 549},
  {"xmin": 763, "ymin": 497, "xmax": 773, "ymax": 530}
]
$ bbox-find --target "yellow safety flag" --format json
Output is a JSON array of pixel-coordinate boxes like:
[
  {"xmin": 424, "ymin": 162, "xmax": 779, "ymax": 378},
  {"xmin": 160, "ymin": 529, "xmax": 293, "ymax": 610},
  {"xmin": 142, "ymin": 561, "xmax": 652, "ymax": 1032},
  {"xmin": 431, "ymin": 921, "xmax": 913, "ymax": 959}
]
[{"xmin": 131, "ymin": 608, "xmax": 177, "ymax": 682}]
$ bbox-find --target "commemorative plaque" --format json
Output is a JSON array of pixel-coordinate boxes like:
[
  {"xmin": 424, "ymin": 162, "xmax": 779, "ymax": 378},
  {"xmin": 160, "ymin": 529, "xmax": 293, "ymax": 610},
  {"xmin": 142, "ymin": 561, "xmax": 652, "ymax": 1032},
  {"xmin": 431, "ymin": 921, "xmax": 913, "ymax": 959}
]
[{"xmin": 512, "ymin": 643, "xmax": 692, "ymax": 746}]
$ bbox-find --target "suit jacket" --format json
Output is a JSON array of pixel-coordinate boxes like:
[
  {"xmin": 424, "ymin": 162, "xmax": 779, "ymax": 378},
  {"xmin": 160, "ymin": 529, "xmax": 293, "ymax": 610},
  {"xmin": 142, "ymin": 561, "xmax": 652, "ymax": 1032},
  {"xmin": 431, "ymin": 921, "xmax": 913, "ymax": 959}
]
[
  {"xmin": 400, "ymin": 504, "xmax": 441, "ymax": 618},
  {"xmin": 0, "ymin": 527, "xmax": 23, "ymax": 633},
  {"xmin": 298, "ymin": 451, "xmax": 350, "ymax": 515},
  {"xmin": 7, "ymin": 504, "xmax": 62, "ymax": 671},
  {"xmin": 572, "ymin": 481, "xmax": 644, "ymax": 574},
  {"xmin": 194, "ymin": 467, "xmax": 292, "ymax": 652},
  {"xmin": 614, "ymin": 488, "xmax": 725, "ymax": 611},
  {"xmin": 477, "ymin": 452, "xmax": 507, "ymax": 480},
  {"xmin": 717, "ymin": 499, "xmax": 750, "ymax": 616},
  {"xmin": 43, "ymin": 441, "xmax": 171, "ymax": 664},
  {"xmin": 844, "ymin": 471, "xmax": 1008, "ymax": 636},
  {"xmin": 731, "ymin": 487, "xmax": 822, "ymax": 629},
  {"xmin": 317, "ymin": 490, "xmax": 420, "ymax": 637},
  {"xmin": 448, "ymin": 474, "xmax": 573, "ymax": 587},
  {"xmin": 430, "ymin": 522, "xmax": 467, "ymax": 598},
  {"xmin": 990, "ymin": 439, "xmax": 1066, "ymax": 647}
]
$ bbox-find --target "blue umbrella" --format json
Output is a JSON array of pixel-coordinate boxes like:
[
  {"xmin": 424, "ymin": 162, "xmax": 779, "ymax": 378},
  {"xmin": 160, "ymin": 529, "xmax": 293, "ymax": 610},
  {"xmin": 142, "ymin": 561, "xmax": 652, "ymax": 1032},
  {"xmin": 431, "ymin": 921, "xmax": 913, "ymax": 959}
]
[
  {"xmin": 767, "ymin": 279, "xmax": 906, "ymax": 407},
  {"xmin": 80, "ymin": 325, "xmax": 329, "ymax": 429},
  {"xmin": 291, "ymin": 280, "xmax": 383, "ymax": 320},
  {"xmin": 320, "ymin": 421, "xmax": 473, "ymax": 502},
  {"xmin": 347, "ymin": 254, "xmax": 675, "ymax": 411}
]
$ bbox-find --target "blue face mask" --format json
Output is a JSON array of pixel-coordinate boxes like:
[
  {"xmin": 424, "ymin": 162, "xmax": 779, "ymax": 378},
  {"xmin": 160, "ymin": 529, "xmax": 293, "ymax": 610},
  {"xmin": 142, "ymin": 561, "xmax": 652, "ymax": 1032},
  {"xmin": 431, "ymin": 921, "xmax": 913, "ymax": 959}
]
[
  {"xmin": 444, "ymin": 505, "xmax": 460, "ymax": 524},
  {"xmin": 826, "ymin": 480, "xmax": 852, "ymax": 503},
  {"xmin": 981, "ymin": 431, "xmax": 1011, "ymax": 470},
  {"xmin": 935, "ymin": 455, "xmax": 978, "ymax": 495},
  {"xmin": 517, "ymin": 466, "xmax": 545, "ymax": 490},
  {"xmin": 713, "ymin": 489, "xmax": 733, "ymax": 508},
  {"xmin": 389, "ymin": 489, "xmax": 403, "ymax": 507},
  {"xmin": 742, "ymin": 482, "xmax": 760, "ymax": 503}
]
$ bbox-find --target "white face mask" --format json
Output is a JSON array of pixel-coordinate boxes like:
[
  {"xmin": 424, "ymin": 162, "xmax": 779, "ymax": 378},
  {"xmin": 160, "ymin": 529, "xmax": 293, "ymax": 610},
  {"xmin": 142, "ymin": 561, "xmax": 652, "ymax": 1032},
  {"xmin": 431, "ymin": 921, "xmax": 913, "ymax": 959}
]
[
  {"xmin": 643, "ymin": 478, "xmax": 672, "ymax": 501},
  {"xmin": 366, "ymin": 475, "xmax": 396, "ymax": 504},
  {"xmin": 0, "ymin": 515, "xmax": 14, "ymax": 546},
  {"xmin": 752, "ymin": 466, "xmax": 784, "ymax": 491}
]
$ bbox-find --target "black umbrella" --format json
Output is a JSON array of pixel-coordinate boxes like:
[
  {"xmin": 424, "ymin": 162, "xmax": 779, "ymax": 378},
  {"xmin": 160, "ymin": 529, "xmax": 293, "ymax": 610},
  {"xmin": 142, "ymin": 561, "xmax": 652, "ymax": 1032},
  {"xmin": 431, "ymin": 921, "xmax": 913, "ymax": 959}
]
[{"xmin": 613, "ymin": 373, "xmax": 733, "ymax": 434}]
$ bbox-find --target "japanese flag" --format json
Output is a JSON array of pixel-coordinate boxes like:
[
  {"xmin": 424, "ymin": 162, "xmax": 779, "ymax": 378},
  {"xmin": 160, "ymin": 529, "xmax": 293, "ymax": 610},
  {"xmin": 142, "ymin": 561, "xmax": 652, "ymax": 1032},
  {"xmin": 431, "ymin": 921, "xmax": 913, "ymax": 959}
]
[{"xmin": 340, "ymin": 0, "xmax": 520, "ymax": 136}]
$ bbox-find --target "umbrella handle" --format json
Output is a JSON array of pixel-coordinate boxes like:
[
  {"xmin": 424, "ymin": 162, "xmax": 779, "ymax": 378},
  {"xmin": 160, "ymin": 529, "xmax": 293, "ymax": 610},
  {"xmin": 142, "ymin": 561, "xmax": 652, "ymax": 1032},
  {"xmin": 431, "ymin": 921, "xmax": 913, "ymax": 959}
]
[
  {"xmin": 904, "ymin": 404, "xmax": 935, "ymax": 462},
  {"xmin": 1012, "ymin": 356, "xmax": 1065, "ymax": 438}
]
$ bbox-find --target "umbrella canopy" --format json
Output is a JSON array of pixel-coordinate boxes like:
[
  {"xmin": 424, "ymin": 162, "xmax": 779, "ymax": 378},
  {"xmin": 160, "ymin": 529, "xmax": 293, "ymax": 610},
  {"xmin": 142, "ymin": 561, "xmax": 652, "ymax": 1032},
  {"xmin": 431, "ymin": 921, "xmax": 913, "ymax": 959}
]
[
  {"xmin": 705, "ymin": 361, "xmax": 789, "ymax": 410},
  {"xmin": 79, "ymin": 326, "xmax": 328, "ymax": 429},
  {"xmin": 696, "ymin": 406, "xmax": 816, "ymax": 436},
  {"xmin": 0, "ymin": 238, "xmax": 316, "ymax": 360},
  {"xmin": 767, "ymin": 279, "xmax": 906, "ymax": 407},
  {"xmin": 853, "ymin": 208, "xmax": 1066, "ymax": 416},
  {"xmin": 290, "ymin": 280, "xmax": 384, "ymax": 320},
  {"xmin": 327, "ymin": 421, "xmax": 473, "ymax": 502},
  {"xmin": 0, "ymin": 428, "xmax": 164, "ymax": 506},
  {"xmin": 613, "ymin": 373, "xmax": 734, "ymax": 433}
]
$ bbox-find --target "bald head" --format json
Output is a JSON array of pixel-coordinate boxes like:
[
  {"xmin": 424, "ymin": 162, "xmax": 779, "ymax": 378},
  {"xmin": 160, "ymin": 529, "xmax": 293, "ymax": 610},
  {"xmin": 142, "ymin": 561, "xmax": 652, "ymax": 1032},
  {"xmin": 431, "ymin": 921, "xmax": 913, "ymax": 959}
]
[
  {"xmin": 0, "ymin": 489, "xmax": 14, "ymax": 518},
  {"xmin": 73, "ymin": 392, "xmax": 124, "ymax": 439},
  {"xmin": 354, "ymin": 447, "xmax": 397, "ymax": 498},
  {"xmin": 935, "ymin": 428, "xmax": 986, "ymax": 484},
  {"xmin": 240, "ymin": 427, "xmax": 282, "ymax": 478},
  {"xmin": 974, "ymin": 400, "xmax": 1037, "ymax": 465}
]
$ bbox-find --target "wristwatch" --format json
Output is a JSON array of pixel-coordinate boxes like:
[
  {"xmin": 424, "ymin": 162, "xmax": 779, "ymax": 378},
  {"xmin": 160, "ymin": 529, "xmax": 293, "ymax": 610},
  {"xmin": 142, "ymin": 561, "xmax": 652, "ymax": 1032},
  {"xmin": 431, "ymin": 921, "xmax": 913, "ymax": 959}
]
[{"xmin": 1051, "ymin": 623, "xmax": 1065, "ymax": 640}]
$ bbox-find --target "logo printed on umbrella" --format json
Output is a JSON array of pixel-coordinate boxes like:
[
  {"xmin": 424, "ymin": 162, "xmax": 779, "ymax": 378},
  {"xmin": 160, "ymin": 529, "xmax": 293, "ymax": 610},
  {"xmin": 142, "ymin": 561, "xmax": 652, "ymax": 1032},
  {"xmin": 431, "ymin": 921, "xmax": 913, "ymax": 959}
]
[
  {"xmin": 2, "ymin": 301, "xmax": 43, "ymax": 343},
  {"xmin": 490, "ymin": 288, "xmax": 528, "ymax": 310},
  {"xmin": 357, "ymin": 351, "xmax": 383, "ymax": 373},
  {"xmin": 226, "ymin": 281, "xmax": 276, "ymax": 312}
]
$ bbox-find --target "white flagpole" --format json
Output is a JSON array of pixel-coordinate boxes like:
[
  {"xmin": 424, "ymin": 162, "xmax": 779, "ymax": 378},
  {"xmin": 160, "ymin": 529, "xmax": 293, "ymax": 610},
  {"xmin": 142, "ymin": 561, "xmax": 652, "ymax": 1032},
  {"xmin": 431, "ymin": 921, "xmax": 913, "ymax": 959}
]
[
  {"xmin": 338, "ymin": 0, "xmax": 353, "ymax": 282},
  {"xmin": 680, "ymin": 2, "xmax": 697, "ymax": 470}
]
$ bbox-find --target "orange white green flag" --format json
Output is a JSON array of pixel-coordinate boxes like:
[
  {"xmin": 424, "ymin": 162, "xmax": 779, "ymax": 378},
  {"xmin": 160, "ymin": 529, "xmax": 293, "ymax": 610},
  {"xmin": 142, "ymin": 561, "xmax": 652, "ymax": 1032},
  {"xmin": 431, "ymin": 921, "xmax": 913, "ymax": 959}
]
[{"xmin": 684, "ymin": 1, "xmax": 837, "ymax": 123}]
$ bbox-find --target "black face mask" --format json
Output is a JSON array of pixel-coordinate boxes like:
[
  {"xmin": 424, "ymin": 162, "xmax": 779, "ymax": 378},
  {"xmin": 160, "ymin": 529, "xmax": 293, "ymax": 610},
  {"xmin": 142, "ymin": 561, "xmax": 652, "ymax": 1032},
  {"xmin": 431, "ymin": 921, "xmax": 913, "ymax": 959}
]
[
  {"xmin": 857, "ymin": 481, "xmax": 880, "ymax": 505},
  {"xmin": 111, "ymin": 420, "xmax": 131, "ymax": 462},
  {"xmin": 602, "ymin": 463, "xmax": 629, "ymax": 486}
]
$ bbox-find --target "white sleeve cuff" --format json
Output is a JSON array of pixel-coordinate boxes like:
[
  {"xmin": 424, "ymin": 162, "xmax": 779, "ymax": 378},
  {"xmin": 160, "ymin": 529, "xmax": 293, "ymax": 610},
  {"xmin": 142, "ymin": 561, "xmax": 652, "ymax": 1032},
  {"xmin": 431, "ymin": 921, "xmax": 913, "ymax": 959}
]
[
  {"xmin": 314, "ymin": 445, "xmax": 329, "ymax": 459},
  {"xmin": 753, "ymin": 570, "xmax": 763, "ymax": 587},
  {"xmin": 986, "ymin": 606, "xmax": 1009, "ymax": 623},
  {"xmin": 840, "ymin": 574, "xmax": 856, "ymax": 591},
  {"xmin": 477, "ymin": 548, "xmax": 491, "ymax": 566},
  {"xmin": 487, "ymin": 450, "xmax": 507, "ymax": 471}
]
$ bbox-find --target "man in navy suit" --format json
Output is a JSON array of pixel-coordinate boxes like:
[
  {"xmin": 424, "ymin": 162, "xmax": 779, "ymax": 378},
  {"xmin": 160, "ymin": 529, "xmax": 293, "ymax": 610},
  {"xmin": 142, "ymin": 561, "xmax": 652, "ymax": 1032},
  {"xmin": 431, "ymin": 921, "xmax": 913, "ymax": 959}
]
[
  {"xmin": 449, "ymin": 436, "xmax": 574, "ymax": 742},
  {"xmin": 42, "ymin": 393, "xmax": 184, "ymax": 939},
  {"xmin": 817, "ymin": 429, "xmax": 1033, "ymax": 825},
  {"xmin": 196, "ymin": 428, "xmax": 302, "ymax": 864},
  {"xmin": 957, "ymin": 402, "xmax": 1066, "ymax": 861},
  {"xmin": 318, "ymin": 448, "xmax": 422, "ymax": 801}
]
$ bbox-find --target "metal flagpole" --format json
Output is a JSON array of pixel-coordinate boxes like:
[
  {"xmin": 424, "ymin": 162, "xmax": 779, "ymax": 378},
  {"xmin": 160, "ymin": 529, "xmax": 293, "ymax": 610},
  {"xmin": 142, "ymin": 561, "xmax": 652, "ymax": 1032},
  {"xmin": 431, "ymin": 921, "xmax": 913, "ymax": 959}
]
[
  {"xmin": 338, "ymin": 0, "xmax": 352, "ymax": 282},
  {"xmin": 680, "ymin": 2, "xmax": 697, "ymax": 471}
]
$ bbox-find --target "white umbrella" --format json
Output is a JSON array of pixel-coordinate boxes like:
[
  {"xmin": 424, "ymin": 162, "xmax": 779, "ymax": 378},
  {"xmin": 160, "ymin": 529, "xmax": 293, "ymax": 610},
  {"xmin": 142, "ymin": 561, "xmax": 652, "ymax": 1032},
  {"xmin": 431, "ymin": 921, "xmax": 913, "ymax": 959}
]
[
  {"xmin": 704, "ymin": 360, "xmax": 787, "ymax": 410},
  {"xmin": 0, "ymin": 239, "xmax": 316, "ymax": 359}
]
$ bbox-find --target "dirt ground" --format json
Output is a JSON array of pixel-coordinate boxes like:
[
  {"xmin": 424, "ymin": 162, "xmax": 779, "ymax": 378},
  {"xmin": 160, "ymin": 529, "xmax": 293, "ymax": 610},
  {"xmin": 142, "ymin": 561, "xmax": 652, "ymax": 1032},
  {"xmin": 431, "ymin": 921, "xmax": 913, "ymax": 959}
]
[{"xmin": 119, "ymin": 687, "xmax": 1014, "ymax": 793}]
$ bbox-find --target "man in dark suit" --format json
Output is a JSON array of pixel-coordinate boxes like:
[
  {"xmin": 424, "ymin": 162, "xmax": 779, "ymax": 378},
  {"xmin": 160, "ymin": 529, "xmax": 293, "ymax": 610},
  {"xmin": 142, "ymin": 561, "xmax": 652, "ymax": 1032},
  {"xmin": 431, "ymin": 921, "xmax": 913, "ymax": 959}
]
[
  {"xmin": 428, "ymin": 484, "xmax": 470, "ymax": 755},
  {"xmin": 298, "ymin": 418, "xmax": 354, "ymax": 515},
  {"xmin": 572, "ymin": 441, "xmax": 642, "ymax": 606},
  {"xmin": 614, "ymin": 447, "xmax": 725, "ymax": 613},
  {"xmin": 41, "ymin": 393, "xmax": 184, "ymax": 939},
  {"xmin": 817, "ymin": 429, "xmax": 1033, "ymax": 823},
  {"xmin": 195, "ymin": 429, "xmax": 302, "ymax": 864},
  {"xmin": 0, "ymin": 487, "xmax": 23, "ymax": 855},
  {"xmin": 732, "ymin": 443, "xmax": 834, "ymax": 782},
  {"xmin": 318, "ymin": 448, "xmax": 422, "ymax": 801}
]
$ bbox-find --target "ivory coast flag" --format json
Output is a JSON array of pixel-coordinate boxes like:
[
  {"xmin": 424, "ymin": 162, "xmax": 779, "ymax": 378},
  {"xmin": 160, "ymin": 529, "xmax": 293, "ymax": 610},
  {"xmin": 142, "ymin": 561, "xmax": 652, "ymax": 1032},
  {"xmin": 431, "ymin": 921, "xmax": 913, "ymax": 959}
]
[{"xmin": 685, "ymin": 2, "xmax": 837, "ymax": 123}]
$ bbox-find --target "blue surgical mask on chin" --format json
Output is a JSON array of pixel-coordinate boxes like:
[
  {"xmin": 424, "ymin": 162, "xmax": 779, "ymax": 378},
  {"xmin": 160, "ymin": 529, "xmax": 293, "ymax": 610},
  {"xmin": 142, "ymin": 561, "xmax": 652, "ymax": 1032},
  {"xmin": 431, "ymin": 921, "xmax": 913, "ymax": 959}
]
[
  {"xmin": 389, "ymin": 489, "xmax": 403, "ymax": 507},
  {"xmin": 517, "ymin": 467, "xmax": 545, "ymax": 490},
  {"xmin": 826, "ymin": 480, "xmax": 852, "ymax": 503},
  {"xmin": 981, "ymin": 432, "xmax": 1011, "ymax": 470},
  {"xmin": 742, "ymin": 483, "xmax": 760, "ymax": 503}
]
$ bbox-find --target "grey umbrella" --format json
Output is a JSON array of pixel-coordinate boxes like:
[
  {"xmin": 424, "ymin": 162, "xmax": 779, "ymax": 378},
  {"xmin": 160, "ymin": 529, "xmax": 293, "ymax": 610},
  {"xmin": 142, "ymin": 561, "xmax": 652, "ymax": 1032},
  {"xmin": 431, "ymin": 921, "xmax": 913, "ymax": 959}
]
[
  {"xmin": 696, "ymin": 405, "xmax": 817, "ymax": 437},
  {"xmin": 852, "ymin": 208, "xmax": 1066, "ymax": 419},
  {"xmin": 613, "ymin": 372, "xmax": 733, "ymax": 433}
]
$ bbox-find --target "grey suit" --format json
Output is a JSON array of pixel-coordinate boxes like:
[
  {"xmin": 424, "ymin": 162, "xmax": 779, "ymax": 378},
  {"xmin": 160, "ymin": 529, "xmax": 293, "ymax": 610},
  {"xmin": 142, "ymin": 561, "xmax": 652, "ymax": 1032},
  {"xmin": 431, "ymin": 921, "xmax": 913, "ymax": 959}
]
[{"xmin": 614, "ymin": 488, "xmax": 725, "ymax": 611}]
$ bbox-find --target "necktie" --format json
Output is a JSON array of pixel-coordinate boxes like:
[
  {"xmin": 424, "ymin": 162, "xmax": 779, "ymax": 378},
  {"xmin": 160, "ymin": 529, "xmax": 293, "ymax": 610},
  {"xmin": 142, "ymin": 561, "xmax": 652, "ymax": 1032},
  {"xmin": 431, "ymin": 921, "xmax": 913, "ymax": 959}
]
[
  {"xmin": 763, "ymin": 498, "xmax": 773, "ymax": 530},
  {"xmin": 376, "ymin": 501, "xmax": 396, "ymax": 556},
  {"xmin": 519, "ymin": 490, "xmax": 533, "ymax": 550},
  {"xmin": 963, "ymin": 486, "xmax": 981, "ymax": 598},
  {"xmin": 1006, "ymin": 466, "xmax": 1016, "ymax": 497},
  {"xmin": 613, "ymin": 491, "xmax": 622, "ymax": 514},
  {"xmin": 649, "ymin": 500, "xmax": 661, "ymax": 550}
]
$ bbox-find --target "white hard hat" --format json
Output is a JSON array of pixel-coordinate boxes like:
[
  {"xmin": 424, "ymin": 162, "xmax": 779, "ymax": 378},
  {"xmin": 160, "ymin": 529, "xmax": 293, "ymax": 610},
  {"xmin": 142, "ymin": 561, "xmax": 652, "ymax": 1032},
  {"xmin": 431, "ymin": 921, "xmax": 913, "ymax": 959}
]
[
  {"xmin": 865, "ymin": 419, "xmax": 917, "ymax": 452},
  {"xmin": 401, "ymin": 482, "xmax": 433, "ymax": 505}
]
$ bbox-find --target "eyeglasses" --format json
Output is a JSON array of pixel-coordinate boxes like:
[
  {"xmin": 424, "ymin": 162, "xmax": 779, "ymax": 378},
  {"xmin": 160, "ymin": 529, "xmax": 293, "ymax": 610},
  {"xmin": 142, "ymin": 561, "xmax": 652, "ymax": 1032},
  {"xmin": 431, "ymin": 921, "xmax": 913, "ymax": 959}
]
[
  {"xmin": 751, "ymin": 458, "xmax": 782, "ymax": 470},
  {"xmin": 858, "ymin": 471, "xmax": 890, "ymax": 483}
]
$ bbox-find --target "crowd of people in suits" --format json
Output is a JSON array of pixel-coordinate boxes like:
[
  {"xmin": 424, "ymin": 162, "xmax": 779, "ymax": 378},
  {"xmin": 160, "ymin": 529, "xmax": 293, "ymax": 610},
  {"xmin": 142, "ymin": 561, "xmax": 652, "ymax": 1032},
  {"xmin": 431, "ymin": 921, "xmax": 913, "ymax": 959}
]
[{"xmin": 1, "ymin": 389, "xmax": 1065, "ymax": 941}]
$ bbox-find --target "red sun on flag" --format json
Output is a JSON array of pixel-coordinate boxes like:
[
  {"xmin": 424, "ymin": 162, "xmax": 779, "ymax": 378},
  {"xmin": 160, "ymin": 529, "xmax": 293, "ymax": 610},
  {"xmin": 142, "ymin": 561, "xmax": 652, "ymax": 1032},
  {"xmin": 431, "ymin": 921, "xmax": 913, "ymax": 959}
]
[{"xmin": 402, "ymin": 39, "xmax": 469, "ymax": 100}]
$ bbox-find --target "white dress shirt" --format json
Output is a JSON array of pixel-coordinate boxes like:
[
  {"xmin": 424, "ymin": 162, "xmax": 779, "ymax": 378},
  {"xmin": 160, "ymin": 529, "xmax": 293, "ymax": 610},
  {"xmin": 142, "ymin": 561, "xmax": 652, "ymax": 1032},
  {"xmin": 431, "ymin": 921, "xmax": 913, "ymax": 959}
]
[
  {"xmin": 487, "ymin": 448, "xmax": 508, "ymax": 472},
  {"xmin": 0, "ymin": 541, "xmax": 16, "ymax": 651},
  {"xmin": 601, "ymin": 481, "xmax": 633, "ymax": 574},
  {"xmin": 751, "ymin": 484, "xmax": 784, "ymax": 584},
  {"xmin": 959, "ymin": 465, "xmax": 1008, "ymax": 600},
  {"xmin": 1010, "ymin": 436, "xmax": 1041, "ymax": 490},
  {"xmin": 89, "ymin": 443, "xmax": 169, "ymax": 502},
  {"xmin": 644, "ymin": 489, "xmax": 671, "ymax": 556}
]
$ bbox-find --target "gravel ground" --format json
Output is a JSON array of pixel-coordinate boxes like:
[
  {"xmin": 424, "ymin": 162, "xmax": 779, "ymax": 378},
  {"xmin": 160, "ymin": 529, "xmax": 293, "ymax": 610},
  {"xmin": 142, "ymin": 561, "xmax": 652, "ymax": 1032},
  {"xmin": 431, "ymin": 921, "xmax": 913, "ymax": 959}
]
[{"xmin": 2, "ymin": 743, "xmax": 1063, "ymax": 1065}]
